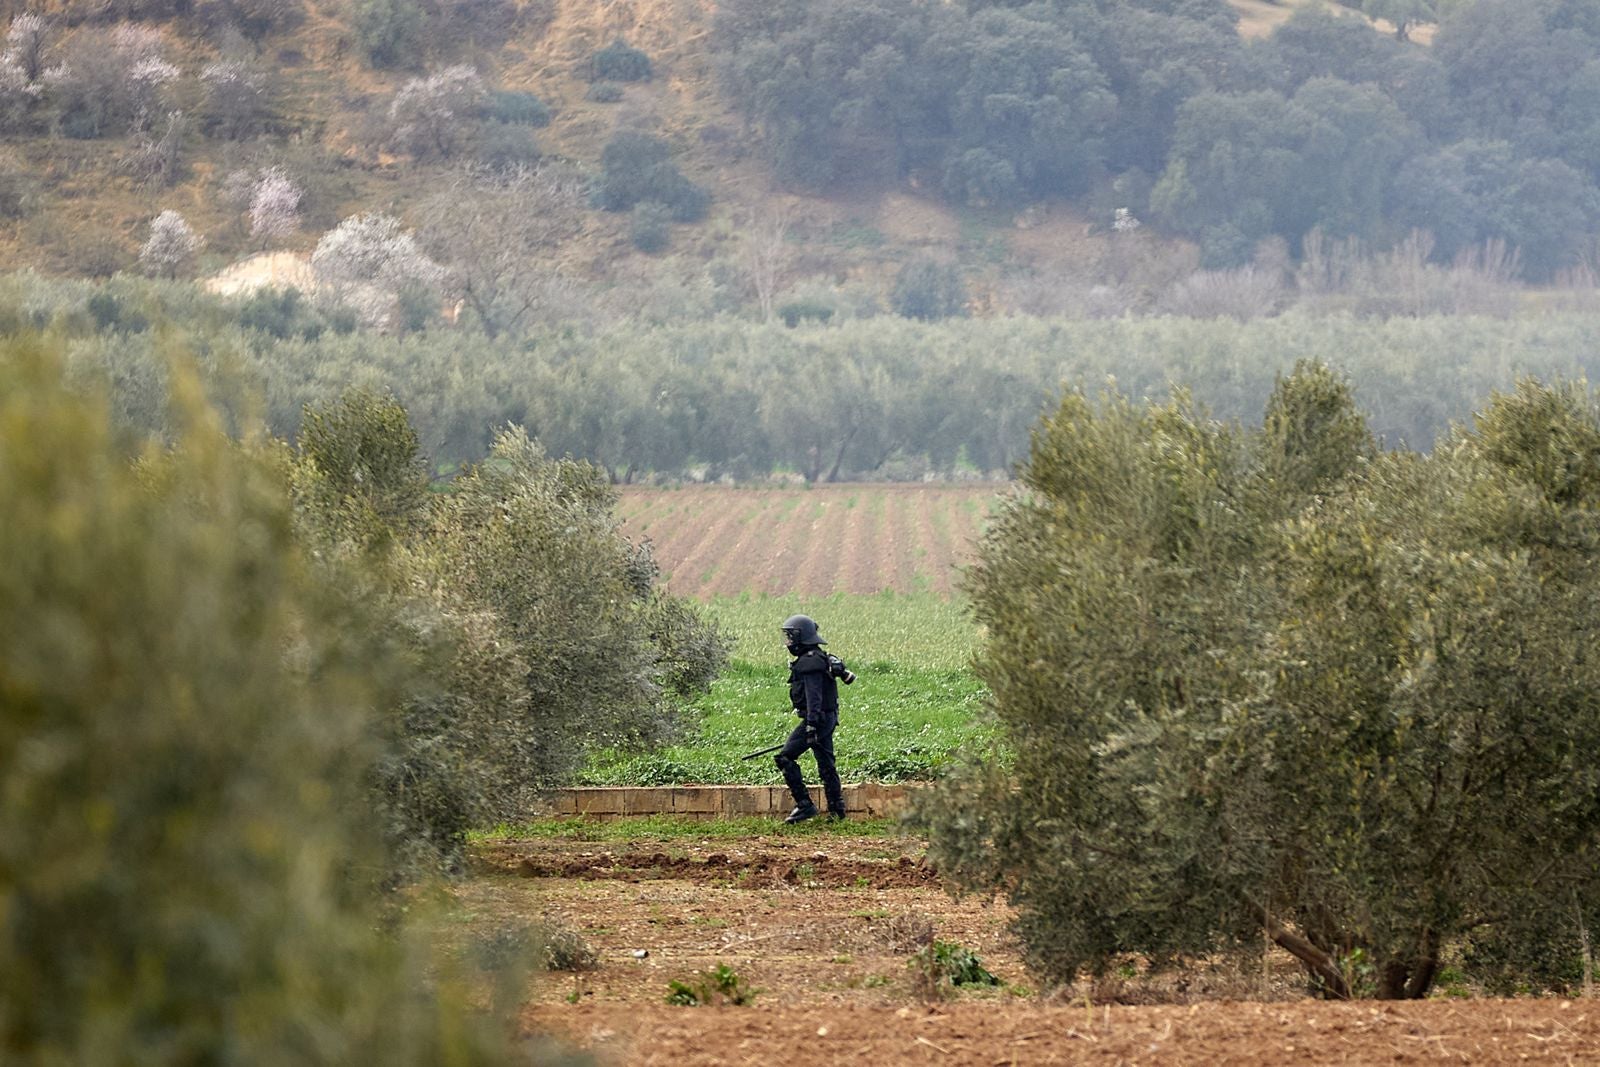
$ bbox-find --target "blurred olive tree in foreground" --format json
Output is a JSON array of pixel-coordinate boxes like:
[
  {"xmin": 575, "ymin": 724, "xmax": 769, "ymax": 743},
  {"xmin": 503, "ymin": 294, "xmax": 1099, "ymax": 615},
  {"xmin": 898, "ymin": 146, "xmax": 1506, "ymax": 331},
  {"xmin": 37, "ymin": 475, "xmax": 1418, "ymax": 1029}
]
[
  {"xmin": 0, "ymin": 336, "xmax": 680, "ymax": 1062},
  {"xmin": 921, "ymin": 363, "xmax": 1600, "ymax": 999}
]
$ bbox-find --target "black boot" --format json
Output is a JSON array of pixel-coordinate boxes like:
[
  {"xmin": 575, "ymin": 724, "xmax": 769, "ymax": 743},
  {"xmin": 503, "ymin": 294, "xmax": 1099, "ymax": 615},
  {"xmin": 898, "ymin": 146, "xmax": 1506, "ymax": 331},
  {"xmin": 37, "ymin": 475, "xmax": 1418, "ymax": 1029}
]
[
  {"xmin": 826, "ymin": 809, "xmax": 846, "ymax": 822},
  {"xmin": 784, "ymin": 803, "xmax": 818, "ymax": 824}
]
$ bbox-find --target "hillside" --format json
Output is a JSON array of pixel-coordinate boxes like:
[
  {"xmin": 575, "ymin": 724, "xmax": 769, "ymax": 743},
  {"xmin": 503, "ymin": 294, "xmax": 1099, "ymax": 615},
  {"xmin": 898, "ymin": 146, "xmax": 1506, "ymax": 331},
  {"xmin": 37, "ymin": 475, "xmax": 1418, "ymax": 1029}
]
[{"xmin": 0, "ymin": 0, "xmax": 1441, "ymax": 305}]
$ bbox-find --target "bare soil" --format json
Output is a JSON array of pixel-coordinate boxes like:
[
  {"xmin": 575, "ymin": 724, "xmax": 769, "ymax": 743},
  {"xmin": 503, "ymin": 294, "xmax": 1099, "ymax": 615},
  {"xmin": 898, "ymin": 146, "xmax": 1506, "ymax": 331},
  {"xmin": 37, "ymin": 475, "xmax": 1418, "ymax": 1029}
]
[
  {"xmin": 461, "ymin": 833, "xmax": 1600, "ymax": 1065},
  {"xmin": 617, "ymin": 485, "xmax": 997, "ymax": 598}
]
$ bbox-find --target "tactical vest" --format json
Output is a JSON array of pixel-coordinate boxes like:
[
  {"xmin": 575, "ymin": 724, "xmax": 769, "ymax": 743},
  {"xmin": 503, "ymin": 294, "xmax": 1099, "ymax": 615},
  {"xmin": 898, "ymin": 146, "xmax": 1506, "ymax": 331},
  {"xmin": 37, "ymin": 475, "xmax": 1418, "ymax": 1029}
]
[{"xmin": 788, "ymin": 648, "xmax": 839, "ymax": 716}]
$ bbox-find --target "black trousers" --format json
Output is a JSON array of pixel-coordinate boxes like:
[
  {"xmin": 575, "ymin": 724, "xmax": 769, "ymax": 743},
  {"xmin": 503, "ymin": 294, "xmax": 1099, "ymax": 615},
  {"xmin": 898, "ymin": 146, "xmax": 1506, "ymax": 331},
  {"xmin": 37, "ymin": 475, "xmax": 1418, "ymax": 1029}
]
[{"xmin": 774, "ymin": 715, "xmax": 844, "ymax": 814}]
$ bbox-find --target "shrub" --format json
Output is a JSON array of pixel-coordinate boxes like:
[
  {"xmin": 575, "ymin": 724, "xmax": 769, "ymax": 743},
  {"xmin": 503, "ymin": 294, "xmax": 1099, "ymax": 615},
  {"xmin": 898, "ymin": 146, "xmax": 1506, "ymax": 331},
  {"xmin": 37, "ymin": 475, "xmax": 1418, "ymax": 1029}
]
[
  {"xmin": 430, "ymin": 0, "xmax": 518, "ymax": 49},
  {"xmin": 195, "ymin": 0, "xmax": 305, "ymax": 40},
  {"xmin": 0, "ymin": 149, "xmax": 34, "ymax": 219},
  {"xmin": 0, "ymin": 339, "xmax": 575, "ymax": 1066},
  {"xmin": 474, "ymin": 120, "xmax": 539, "ymax": 170},
  {"xmin": 665, "ymin": 964, "xmax": 756, "ymax": 1006},
  {"xmin": 777, "ymin": 299, "xmax": 834, "ymax": 327},
  {"xmin": 584, "ymin": 80, "xmax": 622, "ymax": 103},
  {"xmin": 354, "ymin": 0, "xmax": 427, "ymax": 69},
  {"xmin": 630, "ymin": 200, "xmax": 671, "ymax": 253},
  {"xmin": 486, "ymin": 88, "xmax": 549, "ymax": 126},
  {"xmin": 596, "ymin": 130, "xmax": 710, "ymax": 221},
  {"xmin": 909, "ymin": 940, "xmax": 1000, "ymax": 1000},
  {"xmin": 890, "ymin": 257, "xmax": 966, "ymax": 321},
  {"xmin": 590, "ymin": 38, "xmax": 650, "ymax": 82}
]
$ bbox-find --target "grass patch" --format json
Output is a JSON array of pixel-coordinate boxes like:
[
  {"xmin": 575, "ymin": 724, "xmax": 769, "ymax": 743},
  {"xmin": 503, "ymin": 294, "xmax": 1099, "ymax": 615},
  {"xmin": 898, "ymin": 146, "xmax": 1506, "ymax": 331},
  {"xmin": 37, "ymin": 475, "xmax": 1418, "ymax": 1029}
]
[
  {"xmin": 579, "ymin": 660, "xmax": 990, "ymax": 785},
  {"xmin": 471, "ymin": 814, "xmax": 904, "ymax": 842},
  {"xmin": 579, "ymin": 594, "xmax": 989, "ymax": 785},
  {"xmin": 703, "ymin": 592, "xmax": 980, "ymax": 669}
]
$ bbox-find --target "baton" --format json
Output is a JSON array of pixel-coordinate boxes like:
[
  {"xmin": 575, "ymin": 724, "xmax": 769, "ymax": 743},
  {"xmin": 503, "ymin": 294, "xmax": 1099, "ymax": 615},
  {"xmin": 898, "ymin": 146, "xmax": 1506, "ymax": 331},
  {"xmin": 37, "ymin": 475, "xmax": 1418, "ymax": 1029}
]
[{"xmin": 740, "ymin": 742, "xmax": 785, "ymax": 761}]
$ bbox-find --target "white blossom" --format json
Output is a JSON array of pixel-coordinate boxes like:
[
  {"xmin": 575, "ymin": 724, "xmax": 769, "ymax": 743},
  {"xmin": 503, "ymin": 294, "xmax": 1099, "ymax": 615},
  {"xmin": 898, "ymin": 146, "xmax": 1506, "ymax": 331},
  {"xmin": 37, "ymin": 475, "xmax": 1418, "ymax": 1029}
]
[
  {"xmin": 386, "ymin": 65, "xmax": 485, "ymax": 160},
  {"xmin": 311, "ymin": 213, "xmax": 443, "ymax": 327},
  {"xmin": 5, "ymin": 14, "xmax": 48, "ymax": 81},
  {"xmin": 248, "ymin": 167, "xmax": 302, "ymax": 242},
  {"xmin": 1113, "ymin": 207, "xmax": 1141, "ymax": 233},
  {"xmin": 139, "ymin": 209, "xmax": 203, "ymax": 277}
]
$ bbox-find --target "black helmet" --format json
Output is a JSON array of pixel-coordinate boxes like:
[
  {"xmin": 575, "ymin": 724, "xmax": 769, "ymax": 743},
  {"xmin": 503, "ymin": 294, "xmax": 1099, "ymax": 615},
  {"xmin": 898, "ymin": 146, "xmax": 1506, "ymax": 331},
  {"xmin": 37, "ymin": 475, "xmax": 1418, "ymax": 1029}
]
[{"xmin": 781, "ymin": 614, "xmax": 825, "ymax": 646}]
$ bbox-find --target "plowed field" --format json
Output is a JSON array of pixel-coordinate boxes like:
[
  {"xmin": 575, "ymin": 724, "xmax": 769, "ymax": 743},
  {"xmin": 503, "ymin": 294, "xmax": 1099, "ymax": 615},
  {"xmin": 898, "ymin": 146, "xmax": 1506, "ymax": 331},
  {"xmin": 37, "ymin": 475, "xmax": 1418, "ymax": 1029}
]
[
  {"xmin": 617, "ymin": 485, "xmax": 1002, "ymax": 599},
  {"xmin": 465, "ymin": 833, "xmax": 1600, "ymax": 1066}
]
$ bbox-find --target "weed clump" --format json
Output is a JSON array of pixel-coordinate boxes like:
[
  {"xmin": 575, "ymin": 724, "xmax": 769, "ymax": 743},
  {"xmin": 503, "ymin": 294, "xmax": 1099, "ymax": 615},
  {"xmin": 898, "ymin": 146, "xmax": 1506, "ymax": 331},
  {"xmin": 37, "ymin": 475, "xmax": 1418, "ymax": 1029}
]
[
  {"xmin": 665, "ymin": 963, "xmax": 757, "ymax": 1006},
  {"xmin": 909, "ymin": 940, "xmax": 1000, "ymax": 1000}
]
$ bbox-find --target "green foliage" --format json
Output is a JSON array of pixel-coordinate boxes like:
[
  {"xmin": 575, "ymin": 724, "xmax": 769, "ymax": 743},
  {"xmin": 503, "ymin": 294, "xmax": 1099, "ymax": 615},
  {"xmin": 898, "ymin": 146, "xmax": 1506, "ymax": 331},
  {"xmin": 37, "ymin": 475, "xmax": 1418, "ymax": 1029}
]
[
  {"xmin": 476, "ymin": 121, "xmax": 541, "ymax": 171},
  {"xmin": 777, "ymin": 299, "xmax": 834, "ymax": 327},
  {"xmin": 486, "ymin": 89, "xmax": 551, "ymax": 127},
  {"xmin": 890, "ymin": 258, "xmax": 967, "ymax": 321},
  {"xmin": 298, "ymin": 388, "xmax": 432, "ymax": 539},
  {"xmin": 288, "ymin": 390, "xmax": 726, "ymax": 873},
  {"xmin": 665, "ymin": 963, "xmax": 757, "ymax": 1006},
  {"xmin": 595, "ymin": 132, "xmax": 710, "ymax": 222},
  {"xmin": 920, "ymin": 365, "xmax": 1600, "ymax": 999},
  {"xmin": 584, "ymin": 81, "xmax": 624, "ymax": 103},
  {"xmin": 909, "ymin": 940, "xmax": 1000, "ymax": 999},
  {"xmin": 590, "ymin": 38, "xmax": 652, "ymax": 83},
  {"xmin": 712, "ymin": 0, "xmax": 1600, "ymax": 270},
  {"xmin": 578, "ymin": 609, "xmax": 989, "ymax": 785},
  {"xmin": 235, "ymin": 286, "xmax": 336, "ymax": 341},
  {"xmin": 354, "ymin": 0, "xmax": 428, "ymax": 68},
  {"xmin": 0, "ymin": 337, "xmax": 576, "ymax": 1065},
  {"xmin": 27, "ymin": 274, "xmax": 1600, "ymax": 482},
  {"xmin": 630, "ymin": 200, "xmax": 672, "ymax": 253}
]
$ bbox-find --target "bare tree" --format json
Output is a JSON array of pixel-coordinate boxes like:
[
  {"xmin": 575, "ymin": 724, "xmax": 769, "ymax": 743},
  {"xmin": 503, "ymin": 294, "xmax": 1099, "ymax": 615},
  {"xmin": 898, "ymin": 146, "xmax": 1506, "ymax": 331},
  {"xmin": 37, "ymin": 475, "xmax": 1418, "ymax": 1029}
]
[
  {"xmin": 417, "ymin": 165, "xmax": 586, "ymax": 338},
  {"xmin": 123, "ymin": 110, "xmax": 190, "ymax": 189},
  {"xmin": 741, "ymin": 206, "xmax": 791, "ymax": 323}
]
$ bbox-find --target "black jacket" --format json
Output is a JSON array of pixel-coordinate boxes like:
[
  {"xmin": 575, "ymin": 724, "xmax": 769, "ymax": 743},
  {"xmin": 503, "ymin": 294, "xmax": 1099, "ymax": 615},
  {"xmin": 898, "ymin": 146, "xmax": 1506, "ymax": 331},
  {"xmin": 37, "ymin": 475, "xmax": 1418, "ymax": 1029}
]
[{"xmin": 788, "ymin": 647, "xmax": 838, "ymax": 726}]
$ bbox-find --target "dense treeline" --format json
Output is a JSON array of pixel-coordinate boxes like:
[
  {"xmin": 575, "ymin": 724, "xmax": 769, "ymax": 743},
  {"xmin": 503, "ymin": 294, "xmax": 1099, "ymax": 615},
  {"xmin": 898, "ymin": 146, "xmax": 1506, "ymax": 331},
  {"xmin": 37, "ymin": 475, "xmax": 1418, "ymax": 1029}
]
[
  {"xmin": 716, "ymin": 0, "xmax": 1600, "ymax": 276},
  {"xmin": 11, "ymin": 273, "xmax": 1600, "ymax": 480},
  {"xmin": 921, "ymin": 364, "xmax": 1600, "ymax": 998}
]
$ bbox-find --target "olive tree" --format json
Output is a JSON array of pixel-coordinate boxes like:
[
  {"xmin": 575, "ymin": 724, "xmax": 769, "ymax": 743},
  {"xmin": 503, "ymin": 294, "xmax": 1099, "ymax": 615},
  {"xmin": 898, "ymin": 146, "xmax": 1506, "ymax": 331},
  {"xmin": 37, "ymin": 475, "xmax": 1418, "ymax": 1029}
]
[
  {"xmin": 292, "ymin": 394, "xmax": 728, "ymax": 847},
  {"xmin": 920, "ymin": 364, "xmax": 1600, "ymax": 998},
  {"xmin": 0, "ymin": 339, "xmax": 579, "ymax": 1065}
]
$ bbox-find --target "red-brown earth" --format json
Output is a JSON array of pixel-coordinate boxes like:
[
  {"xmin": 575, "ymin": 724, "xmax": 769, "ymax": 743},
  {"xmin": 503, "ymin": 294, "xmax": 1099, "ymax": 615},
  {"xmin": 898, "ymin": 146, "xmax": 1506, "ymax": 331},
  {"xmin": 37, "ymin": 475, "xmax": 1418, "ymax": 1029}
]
[
  {"xmin": 617, "ymin": 485, "xmax": 1000, "ymax": 598},
  {"xmin": 460, "ymin": 832, "xmax": 1600, "ymax": 1065}
]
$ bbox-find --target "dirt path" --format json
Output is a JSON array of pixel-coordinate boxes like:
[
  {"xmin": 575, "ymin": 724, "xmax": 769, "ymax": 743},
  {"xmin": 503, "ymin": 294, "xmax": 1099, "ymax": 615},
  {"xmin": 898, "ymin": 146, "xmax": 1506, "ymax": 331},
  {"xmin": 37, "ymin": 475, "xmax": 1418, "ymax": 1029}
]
[{"xmin": 460, "ymin": 833, "xmax": 1600, "ymax": 1065}]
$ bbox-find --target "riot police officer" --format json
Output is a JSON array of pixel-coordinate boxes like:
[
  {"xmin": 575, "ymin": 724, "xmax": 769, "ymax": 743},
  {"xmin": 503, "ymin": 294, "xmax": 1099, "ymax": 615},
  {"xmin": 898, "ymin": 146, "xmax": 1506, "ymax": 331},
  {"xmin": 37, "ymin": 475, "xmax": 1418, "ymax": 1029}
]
[{"xmin": 775, "ymin": 614, "xmax": 847, "ymax": 823}]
